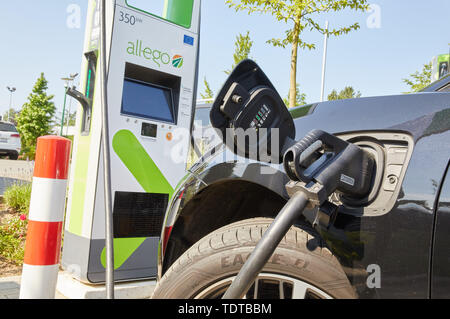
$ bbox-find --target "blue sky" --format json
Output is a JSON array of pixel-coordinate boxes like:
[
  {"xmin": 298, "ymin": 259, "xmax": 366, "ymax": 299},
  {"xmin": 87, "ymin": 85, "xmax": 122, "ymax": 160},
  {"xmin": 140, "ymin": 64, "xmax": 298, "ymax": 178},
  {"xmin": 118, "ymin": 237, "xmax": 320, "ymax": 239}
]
[{"xmin": 0, "ymin": 0, "xmax": 448, "ymax": 119}]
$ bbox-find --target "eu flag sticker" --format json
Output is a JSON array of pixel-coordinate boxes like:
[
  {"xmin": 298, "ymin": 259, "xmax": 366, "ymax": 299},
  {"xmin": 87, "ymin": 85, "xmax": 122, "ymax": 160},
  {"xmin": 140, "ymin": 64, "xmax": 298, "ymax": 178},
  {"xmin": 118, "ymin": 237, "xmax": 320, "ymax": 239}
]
[{"xmin": 184, "ymin": 35, "xmax": 194, "ymax": 46}]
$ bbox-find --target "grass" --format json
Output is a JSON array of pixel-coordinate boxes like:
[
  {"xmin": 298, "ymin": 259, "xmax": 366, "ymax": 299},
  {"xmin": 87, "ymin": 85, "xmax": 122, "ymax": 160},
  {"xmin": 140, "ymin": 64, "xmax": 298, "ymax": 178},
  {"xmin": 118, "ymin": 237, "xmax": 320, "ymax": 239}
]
[
  {"xmin": 0, "ymin": 183, "xmax": 31, "ymax": 266},
  {"xmin": 3, "ymin": 183, "xmax": 32, "ymax": 215}
]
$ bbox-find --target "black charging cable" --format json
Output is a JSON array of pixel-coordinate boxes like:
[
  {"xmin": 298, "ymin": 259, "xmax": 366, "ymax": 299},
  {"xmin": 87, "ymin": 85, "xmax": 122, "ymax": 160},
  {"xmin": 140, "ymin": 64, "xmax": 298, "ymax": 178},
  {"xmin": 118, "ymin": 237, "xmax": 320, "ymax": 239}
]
[{"xmin": 223, "ymin": 130, "xmax": 374, "ymax": 299}]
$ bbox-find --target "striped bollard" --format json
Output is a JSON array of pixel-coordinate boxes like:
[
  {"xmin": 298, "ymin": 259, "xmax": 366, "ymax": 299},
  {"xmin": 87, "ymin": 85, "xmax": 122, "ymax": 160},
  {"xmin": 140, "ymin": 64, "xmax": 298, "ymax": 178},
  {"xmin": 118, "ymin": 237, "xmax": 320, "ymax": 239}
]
[{"xmin": 19, "ymin": 136, "xmax": 71, "ymax": 299}]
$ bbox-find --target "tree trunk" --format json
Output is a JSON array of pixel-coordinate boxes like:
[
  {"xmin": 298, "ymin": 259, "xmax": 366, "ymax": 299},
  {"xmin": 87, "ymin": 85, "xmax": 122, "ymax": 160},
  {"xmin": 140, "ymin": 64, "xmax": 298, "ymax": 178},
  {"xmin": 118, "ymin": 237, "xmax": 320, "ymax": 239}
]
[{"xmin": 289, "ymin": 17, "xmax": 301, "ymax": 109}]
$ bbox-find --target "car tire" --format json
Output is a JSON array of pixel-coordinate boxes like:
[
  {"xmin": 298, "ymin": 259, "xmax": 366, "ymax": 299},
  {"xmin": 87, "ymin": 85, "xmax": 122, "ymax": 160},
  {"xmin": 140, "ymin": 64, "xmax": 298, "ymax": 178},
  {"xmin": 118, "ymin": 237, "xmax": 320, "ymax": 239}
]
[
  {"xmin": 9, "ymin": 153, "xmax": 18, "ymax": 160},
  {"xmin": 152, "ymin": 218, "xmax": 356, "ymax": 299}
]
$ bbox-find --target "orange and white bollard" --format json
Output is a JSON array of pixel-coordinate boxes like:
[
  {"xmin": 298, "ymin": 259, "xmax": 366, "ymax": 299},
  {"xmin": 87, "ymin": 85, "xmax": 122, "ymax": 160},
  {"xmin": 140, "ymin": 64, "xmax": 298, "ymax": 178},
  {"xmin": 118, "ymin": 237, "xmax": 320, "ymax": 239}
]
[{"xmin": 19, "ymin": 136, "xmax": 71, "ymax": 299}]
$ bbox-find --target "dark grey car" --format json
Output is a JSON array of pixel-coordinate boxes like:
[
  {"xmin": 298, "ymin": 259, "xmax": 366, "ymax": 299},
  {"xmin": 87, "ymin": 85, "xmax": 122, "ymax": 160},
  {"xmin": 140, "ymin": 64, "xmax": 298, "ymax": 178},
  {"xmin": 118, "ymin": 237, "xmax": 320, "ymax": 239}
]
[{"xmin": 154, "ymin": 65, "xmax": 450, "ymax": 299}]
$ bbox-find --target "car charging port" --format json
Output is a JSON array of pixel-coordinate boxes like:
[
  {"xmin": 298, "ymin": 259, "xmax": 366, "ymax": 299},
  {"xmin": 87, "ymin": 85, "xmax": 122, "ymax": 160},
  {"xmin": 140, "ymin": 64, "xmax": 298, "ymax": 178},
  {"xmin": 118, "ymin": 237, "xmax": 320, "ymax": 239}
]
[
  {"xmin": 283, "ymin": 130, "xmax": 375, "ymax": 200},
  {"xmin": 338, "ymin": 138, "xmax": 385, "ymax": 207},
  {"xmin": 223, "ymin": 129, "xmax": 376, "ymax": 299}
]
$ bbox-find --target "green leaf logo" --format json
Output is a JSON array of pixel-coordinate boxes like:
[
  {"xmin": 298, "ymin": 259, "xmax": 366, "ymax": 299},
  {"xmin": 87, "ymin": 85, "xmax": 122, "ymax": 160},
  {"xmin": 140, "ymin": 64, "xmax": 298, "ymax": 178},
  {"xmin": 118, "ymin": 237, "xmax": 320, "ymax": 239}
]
[{"xmin": 172, "ymin": 55, "xmax": 184, "ymax": 68}]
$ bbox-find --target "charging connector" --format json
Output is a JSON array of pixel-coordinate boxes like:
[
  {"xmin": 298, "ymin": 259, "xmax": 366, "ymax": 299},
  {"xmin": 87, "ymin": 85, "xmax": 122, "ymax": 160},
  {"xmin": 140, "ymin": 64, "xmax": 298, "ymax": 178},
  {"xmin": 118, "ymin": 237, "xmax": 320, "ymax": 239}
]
[{"xmin": 223, "ymin": 129, "xmax": 376, "ymax": 299}]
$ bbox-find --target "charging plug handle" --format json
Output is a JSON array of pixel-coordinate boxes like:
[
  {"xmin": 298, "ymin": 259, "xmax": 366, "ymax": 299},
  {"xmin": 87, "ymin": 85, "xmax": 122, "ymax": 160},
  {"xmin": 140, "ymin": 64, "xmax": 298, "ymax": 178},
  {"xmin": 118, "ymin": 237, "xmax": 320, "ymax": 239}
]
[{"xmin": 284, "ymin": 129, "xmax": 375, "ymax": 199}]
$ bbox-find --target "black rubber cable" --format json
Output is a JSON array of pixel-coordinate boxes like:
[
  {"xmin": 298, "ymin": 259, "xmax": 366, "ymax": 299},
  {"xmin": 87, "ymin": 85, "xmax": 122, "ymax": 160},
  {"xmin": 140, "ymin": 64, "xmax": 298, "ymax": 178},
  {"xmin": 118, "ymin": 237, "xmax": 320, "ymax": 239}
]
[{"xmin": 223, "ymin": 191, "xmax": 309, "ymax": 299}]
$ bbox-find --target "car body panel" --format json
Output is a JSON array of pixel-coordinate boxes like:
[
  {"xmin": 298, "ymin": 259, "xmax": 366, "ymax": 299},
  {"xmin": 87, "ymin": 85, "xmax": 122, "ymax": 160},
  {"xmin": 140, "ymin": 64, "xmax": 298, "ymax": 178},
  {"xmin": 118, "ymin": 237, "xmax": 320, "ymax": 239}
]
[
  {"xmin": 159, "ymin": 92, "xmax": 450, "ymax": 298},
  {"xmin": 421, "ymin": 74, "xmax": 450, "ymax": 93},
  {"xmin": 431, "ymin": 163, "xmax": 450, "ymax": 298}
]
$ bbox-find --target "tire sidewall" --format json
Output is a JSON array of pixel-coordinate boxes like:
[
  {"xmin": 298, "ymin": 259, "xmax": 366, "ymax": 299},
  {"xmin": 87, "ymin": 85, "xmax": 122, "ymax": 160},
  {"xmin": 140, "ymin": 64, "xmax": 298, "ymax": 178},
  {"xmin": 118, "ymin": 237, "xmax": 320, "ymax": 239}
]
[{"xmin": 153, "ymin": 218, "xmax": 356, "ymax": 299}]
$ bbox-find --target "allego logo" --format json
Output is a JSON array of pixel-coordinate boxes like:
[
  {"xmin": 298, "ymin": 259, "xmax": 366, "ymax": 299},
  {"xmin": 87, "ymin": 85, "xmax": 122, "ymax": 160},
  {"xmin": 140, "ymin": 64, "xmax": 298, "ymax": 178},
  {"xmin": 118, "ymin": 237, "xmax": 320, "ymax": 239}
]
[
  {"xmin": 127, "ymin": 40, "xmax": 183, "ymax": 69},
  {"xmin": 172, "ymin": 55, "xmax": 184, "ymax": 68}
]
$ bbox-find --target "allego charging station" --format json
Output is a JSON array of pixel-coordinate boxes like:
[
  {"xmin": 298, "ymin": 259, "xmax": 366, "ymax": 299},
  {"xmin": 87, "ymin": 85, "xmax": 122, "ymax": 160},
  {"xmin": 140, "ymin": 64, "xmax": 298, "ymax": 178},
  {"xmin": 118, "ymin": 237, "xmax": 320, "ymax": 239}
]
[{"xmin": 60, "ymin": 0, "xmax": 201, "ymax": 290}]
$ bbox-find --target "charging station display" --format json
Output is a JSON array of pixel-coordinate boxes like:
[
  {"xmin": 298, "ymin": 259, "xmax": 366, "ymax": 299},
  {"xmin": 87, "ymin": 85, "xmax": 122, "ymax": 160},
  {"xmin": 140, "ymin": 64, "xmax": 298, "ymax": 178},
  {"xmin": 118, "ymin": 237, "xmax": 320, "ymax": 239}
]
[{"xmin": 121, "ymin": 79, "xmax": 176, "ymax": 124}]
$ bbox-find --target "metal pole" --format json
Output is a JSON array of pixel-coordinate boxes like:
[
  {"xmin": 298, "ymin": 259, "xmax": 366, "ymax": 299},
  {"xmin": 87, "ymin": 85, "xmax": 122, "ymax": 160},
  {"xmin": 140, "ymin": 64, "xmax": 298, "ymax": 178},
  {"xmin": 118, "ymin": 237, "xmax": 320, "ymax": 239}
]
[
  {"xmin": 60, "ymin": 85, "xmax": 68, "ymax": 136},
  {"xmin": 100, "ymin": 0, "xmax": 115, "ymax": 299},
  {"xmin": 320, "ymin": 21, "xmax": 329, "ymax": 102},
  {"xmin": 6, "ymin": 87, "xmax": 15, "ymax": 123},
  {"xmin": 8, "ymin": 92, "xmax": 13, "ymax": 122},
  {"xmin": 65, "ymin": 96, "xmax": 73, "ymax": 136}
]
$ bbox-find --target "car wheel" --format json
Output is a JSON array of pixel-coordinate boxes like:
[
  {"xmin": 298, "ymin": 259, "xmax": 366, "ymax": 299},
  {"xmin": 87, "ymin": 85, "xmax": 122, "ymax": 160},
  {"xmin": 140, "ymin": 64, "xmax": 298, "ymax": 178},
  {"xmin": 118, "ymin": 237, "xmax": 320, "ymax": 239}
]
[
  {"xmin": 152, "ymin": 218, "xmax": 356, "ymax": 299},
  {"xmin": 9, "ymin": 153, "xmax": 18, "ymax": 160}
]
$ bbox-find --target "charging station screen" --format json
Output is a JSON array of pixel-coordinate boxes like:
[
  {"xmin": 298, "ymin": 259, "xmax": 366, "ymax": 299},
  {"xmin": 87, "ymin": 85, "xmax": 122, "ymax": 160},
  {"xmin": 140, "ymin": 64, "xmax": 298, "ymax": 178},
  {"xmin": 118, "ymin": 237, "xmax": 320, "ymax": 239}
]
[{"xmin": 121, "ymin": 79, "xmax": 175, "ymax": 124}]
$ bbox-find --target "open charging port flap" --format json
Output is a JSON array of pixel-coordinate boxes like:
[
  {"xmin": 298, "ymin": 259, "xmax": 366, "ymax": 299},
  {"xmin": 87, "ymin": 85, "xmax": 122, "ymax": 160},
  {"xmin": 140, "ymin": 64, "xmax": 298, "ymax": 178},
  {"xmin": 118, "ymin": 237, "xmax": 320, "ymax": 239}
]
[{"xmin": 210, "ymin": 59, "xmax": 296, "ymax": 163}]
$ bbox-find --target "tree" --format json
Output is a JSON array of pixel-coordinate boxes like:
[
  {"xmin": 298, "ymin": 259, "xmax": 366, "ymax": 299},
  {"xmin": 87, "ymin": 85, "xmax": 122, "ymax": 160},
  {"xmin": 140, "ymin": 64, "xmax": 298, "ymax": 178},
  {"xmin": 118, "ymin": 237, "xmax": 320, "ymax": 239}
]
[
  {"xmin": 199, "ymin": 32, "xmax": 254, "ymax": 101},
  {"xmin": 402, "ymin": 62, "xmax": 432, "ymax": 93},
  {"xmin": 283, "ymin": 83, "xmax": 307, "ymax": 107},
  {"xmin": 225, "ymin": 31, "xmax": 254, "ymax": 74},
  {"xmin": 226, "ymin": 0, "xmax": 369, "ymax": 108},
  {"xmin": 67, "ymin": 111, "xmax": 77, "ymax": 126},
  {"xmin": 328, "ymin": 86, "xmax": 361, "ymax": 100},
  {"xmin": 16, "ymin": 73, "xmax": 56, "ymax": 159},
  {"xmin": 200, "ymin": 77, "xmax": 215, "ymax": 100},
  {"xmin": 54, "ymin": 110, "xmax": 77, "ymax": 128}
]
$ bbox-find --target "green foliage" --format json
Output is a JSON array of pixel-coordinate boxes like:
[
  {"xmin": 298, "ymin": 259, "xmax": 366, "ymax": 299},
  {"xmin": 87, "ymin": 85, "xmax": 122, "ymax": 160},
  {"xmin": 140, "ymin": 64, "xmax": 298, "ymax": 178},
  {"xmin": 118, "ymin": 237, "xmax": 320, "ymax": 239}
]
[
  {"xmin": 328, "ymin": 86, "xmax": 362, "ymax": 100},
  {"xmin": 16, "ymin": 73, "xmax": 56, "ymax": 159},
  {"xmin": 67, "ymin": 111, "xmax": 77, "ymax": 126},
  {"xmin": 54, "ymin": 111, "xmax": 77, "ymax": 128},
  {"xmin": 226, "ymin": 0, "xmax": 369, "ymax": 108},
  {"xmin": 0, "ymin": 215, "xmax": 27, "ymax": 265},
  {"xmin": 200, "ymin": 77, "xmax": 215, "ymax": 100},
  {"xmin": 225, "ymin": 31, "xmax": 254, "ymax": 74},
  {"xmin": 283, "ymin": 83, "xmax": 307, "ymax": 107},
  {"xmin": 4, "ymin": 183, "xmax": 32, "ymax": 214},
  {"xmin": 20, "ymin": 146, "xmax": 36, "ymax": 161},
  {"xmin": 0, "ymin": 183, "xmax": 31, "ymax": 265},
  {"xmin": 402, "ymin": 62, "xmax": 433, "ymax": 93}
]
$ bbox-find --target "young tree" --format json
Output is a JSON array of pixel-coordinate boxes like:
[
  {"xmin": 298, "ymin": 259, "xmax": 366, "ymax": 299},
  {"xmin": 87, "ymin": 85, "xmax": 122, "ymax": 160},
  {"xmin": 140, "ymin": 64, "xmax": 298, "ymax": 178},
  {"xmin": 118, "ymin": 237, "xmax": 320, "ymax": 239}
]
[
  {"xmin": 225, "ymin": 31, "xmax": 254, "ymax": 74},
  {"xmin": 67, "ymin": 111, "xmax": 77, "ymax": 126},
  {"xmin": 328, "ymin": 86, "xmax": 361, "ymax": 100},
  {"xmin": 16, "ymin": 73, "xmax": 56, "ymax": 159},
  {"xmin": 54, "ymin": 110, "xmax": 77, "ymax": 128},
  {"xmin": 226, "ymin": 0, "xmax": 369, "ymax": 108},
  {"xmin": 200, "ymin": 77, "xmax": 215, "ymax": 100},
  {"xmin": 200, "ymin": 31, "xmax": 254, "ymax": 101},
  {"xmin": 283, "ymin": 83, "xmax": 307, "ymax": 107},
  {"xmin": 402, "ymin": 62, "xmax": 433, "ymax": 93}
]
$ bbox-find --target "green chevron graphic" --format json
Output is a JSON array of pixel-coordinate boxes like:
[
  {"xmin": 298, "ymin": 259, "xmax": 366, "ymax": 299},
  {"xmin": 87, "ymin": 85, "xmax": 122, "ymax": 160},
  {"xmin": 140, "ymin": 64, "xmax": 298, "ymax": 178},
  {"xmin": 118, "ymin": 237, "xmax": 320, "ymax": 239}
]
[
  {"xmin": 100, "ymin": 238, "xmax": 146, "ymax": 270},
  {"xmin": 112, "ymin": 129, "xmax": 174, "ymax": 196},
  {"xmin": 99, "ymin": 130, "xmax": 175, "ymax": 270}
]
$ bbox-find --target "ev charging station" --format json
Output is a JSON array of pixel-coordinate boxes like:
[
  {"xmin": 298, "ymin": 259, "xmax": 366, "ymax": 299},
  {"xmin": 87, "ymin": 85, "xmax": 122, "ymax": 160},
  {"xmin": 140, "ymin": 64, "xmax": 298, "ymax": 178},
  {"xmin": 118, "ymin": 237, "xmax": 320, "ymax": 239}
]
[
  {"xmin": 61, "ymin": 0, "xmax": 201, "ymax": 286},
  {"xmin": 432, "ymin": 54, "xmax": 449, "ymax": 81}
]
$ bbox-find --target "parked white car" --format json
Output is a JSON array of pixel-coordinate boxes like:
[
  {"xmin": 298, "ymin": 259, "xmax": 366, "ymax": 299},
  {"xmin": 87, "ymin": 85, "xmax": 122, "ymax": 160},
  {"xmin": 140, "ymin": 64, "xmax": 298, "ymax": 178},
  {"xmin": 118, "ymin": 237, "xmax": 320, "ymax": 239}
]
[{"xmin": 0, "ymin": 122, "xmax": 21, "ymax": 160}]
